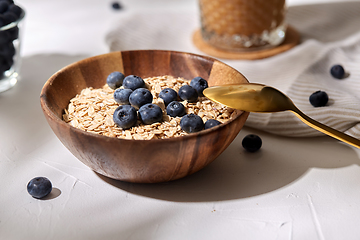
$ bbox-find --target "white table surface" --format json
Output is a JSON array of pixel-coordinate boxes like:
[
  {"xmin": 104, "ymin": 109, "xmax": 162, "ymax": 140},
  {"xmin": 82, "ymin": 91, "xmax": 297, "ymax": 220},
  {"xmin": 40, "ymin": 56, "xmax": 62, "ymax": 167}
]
[{"xmin": 2, "ymin": 0, "xmax": 360, "ymax": 239}]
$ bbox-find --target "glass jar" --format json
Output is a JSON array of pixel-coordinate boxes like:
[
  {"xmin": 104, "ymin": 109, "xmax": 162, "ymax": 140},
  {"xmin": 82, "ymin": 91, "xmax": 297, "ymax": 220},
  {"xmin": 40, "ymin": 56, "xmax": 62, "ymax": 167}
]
[
  {"xmin": 199, "ymin": 0, "xmax": 287, "ymax": 51},
  {"xmin": 0, "ymin": 8, "xmax": 25, "ymax": 93}
]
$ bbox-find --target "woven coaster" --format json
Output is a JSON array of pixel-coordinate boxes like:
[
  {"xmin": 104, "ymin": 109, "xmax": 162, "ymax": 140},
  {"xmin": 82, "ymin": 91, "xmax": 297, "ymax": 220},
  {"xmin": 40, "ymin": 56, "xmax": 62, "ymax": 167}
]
[{"xmin": 192, "ymin": 26, "xmax": 300, "ymax": 60}]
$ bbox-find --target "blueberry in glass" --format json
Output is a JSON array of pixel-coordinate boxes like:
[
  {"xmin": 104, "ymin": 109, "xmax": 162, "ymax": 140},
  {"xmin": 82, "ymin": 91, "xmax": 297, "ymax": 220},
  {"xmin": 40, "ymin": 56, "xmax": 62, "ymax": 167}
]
[
  {"xmin": 138, "ymin": 103, "xmax": 163, "ymax": 125},
  {"xmin": 166, "ymin": 101, "xmax": 185, "ymax": 117}
]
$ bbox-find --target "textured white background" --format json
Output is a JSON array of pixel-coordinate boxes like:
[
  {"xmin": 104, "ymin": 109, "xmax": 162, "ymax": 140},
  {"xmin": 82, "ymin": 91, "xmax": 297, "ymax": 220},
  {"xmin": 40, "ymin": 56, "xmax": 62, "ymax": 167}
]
[{"xmin": 1, "ymin": 0, "xmax": 360, "ymax": 240}]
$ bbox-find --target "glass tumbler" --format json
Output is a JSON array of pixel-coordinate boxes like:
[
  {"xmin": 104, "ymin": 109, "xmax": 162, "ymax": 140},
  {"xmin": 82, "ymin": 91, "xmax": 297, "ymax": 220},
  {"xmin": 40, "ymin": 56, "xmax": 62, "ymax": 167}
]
[
  {"xmin": 199, "ymin": 0, "xmax": 287, "ymax": 51},
  {"xmin": 0, "ymin": 8, "xmax": 25, "ymax": 93}
]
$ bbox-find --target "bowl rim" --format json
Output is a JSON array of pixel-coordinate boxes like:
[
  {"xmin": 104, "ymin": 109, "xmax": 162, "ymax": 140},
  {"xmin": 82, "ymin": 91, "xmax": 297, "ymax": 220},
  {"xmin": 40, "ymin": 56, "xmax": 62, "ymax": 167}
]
[{"xmin": 40, "ymin": 50, "xmax": 248, "ymax": 143}]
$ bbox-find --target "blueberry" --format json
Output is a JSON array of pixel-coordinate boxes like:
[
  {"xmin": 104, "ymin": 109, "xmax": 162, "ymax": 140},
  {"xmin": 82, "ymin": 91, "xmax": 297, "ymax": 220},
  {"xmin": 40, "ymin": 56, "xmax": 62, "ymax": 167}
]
[
  {"xmin": 330, "ymin": 64, "xmax": 345, "ymax": 79},
  {"xmin": 204, "ymin": 119, "xmax": 221, "ymax": 129},
  {"xmin": 113, "ymin": 88, "xmax": 132, "ymax": 105},
  {"xmin": 6, "ymin": 26, "xmax": 18, "ymax": 41},
  {"xmin": 0, "ymin": 0, "xmax": 14, "ymax": 4},
  {"xmin": 166, "ymin": 101, "xmax": 185, "ymax": 117},
  {"xmin": 0, "ymin": 42, "xmax": 15, "ymax": 59},
  {"xmin": 180, "ymin": 113, "xmax": 204, "ymax": 133},
  {"xmin": 113, "ymin": 105, "xmax": 137, "ymax": 129},
  {"xmin": 190, "ymin": 77, "xmax": 208, "ymax": 97},
  {"xmin": 0, "ymin": 55, "xmax": 12, "ymax": 71},
  {"xmin": 111, "ymin": 1, "xmax": 123, "ymax": 10},
  {"xmin": 178, "ymin": 85, "xmax": 198, "ymax": 102},
  {"xmin": 106, "ymin": 71, "xmax": 125, "ymax": 89},
  {"xmin": 159, "ymin": 88, "xmax": 178, "ymax": 106},
  {"xmin": 123, "ymin": 75, "xmax": 145, "ymax": 90},
  {"xmin": 27, "ymin": 177, "xmax": 52, "ymax": 199},
  {"xmin": 309, "ymin": 90, "xmax": 328, "ymax": 107},
  {"xmin": 242, "ymin": 134, "xmax": 262, "ymax": 152},
  {"xmin": 0, "ymin": 31, "xmax": 10, "ymax": 44},
  {"xmin": 8, "ymin": 4, "xmax": 22, "ymax": 18},
  {"xmin": 129, "ymin": 88, "xmax": 153, "ymax": 109},
  {"xmin": 0, "ymin": 2, "xmax": 9, "ymax": 14},
  {"xmin": 0, "ymin": 15, "xmax": 6, "ymax": 27},
  {"xmin": 3, "ymin": 11, "xmax": 17, "ymax": 25},
  {"xmin": 138, "ymin": 103, "xmax": 163, "ymax": 125}
]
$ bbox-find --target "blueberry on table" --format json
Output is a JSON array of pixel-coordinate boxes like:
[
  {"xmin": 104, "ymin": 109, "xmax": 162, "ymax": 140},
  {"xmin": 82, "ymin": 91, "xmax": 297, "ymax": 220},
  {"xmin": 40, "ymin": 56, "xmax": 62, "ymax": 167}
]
[
  {"xmin": 111, "ymin": 1, "xmax": 123, "ymax": 10},
  {"xmin": 180, "ymin": 113, "xmax": 204, "ymax": 133},
  {"xmin": 242, "ymin": 134, "xmax": 262, "ymax": 152},
  {"xmin": 330, "ymin": 64, "xmax": 345, "ymax": 79},
  {"xmin": 190, "ymin": 77, "xmax": 208, "ymax": 97},
  {"xmin": 309, "ymin": 90, "xmax": 328, "ymax": 107},
  {"xmin": 27, "ymin": 177, "xmax": 52, "ymax": 199},
  {"xmin": 166, "ymin": 101, "xmax": 185, "ymax": 117},
  {"xmin": 129, "ymin": 88, "xmax": 153, "ymax": 109},
  {"xmin": 113, "ymin": 88, "xmax": 132, "ymax": 105},
  {"xmin": 159, "ymin": 88, "xmax": 178, "ymax": 106},
  {"xmin": 123, "ymin": 75, "xmax": 145, "ymax": 91},
  {"xmin": 113, "ymin": 105, "xmax": 137, "ymax": 129},
  {"xmin": 106, "ymin": 71, "xmax": 125, "ymax": 89},
  {"xmin": 204, "ymin": 119, "xmax": 221, "ymax": 129},
  {"xmin": 178, "ymin": 85, "xmax": 198, "ymax": 103},
  {"xmin": 138, "ymin": 103, "xmax": 163, "ymax": 125}
]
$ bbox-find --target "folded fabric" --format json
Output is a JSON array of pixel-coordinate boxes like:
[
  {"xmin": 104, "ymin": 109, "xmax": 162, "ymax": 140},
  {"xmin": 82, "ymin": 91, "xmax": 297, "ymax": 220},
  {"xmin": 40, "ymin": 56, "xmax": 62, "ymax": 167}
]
[{"xmin": 105, "ymin": 1, "xmax": 360, "ymax": 138}]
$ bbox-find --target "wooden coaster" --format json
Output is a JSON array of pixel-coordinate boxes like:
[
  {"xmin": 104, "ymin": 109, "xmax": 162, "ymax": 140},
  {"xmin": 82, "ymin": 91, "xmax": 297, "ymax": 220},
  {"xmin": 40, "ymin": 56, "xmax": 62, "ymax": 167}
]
[{"xmin": 193, "ymin": 26, "xmax": 300, "ymax": 60}]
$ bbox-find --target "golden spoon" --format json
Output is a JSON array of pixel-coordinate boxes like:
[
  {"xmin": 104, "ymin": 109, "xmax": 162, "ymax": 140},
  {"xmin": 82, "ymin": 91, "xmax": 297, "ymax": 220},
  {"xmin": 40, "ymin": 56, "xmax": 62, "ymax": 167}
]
[{"xmin": 203, "ymin": 83, "xmax": 360, "ymax": 149}]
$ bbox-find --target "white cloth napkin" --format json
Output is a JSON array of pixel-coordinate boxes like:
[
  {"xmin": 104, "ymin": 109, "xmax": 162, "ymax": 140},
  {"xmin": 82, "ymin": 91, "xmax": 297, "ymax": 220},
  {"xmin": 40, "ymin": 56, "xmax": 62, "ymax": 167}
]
[{"xmin": 105, "ymin": 1, "xmax": 360, "ymax": 138}]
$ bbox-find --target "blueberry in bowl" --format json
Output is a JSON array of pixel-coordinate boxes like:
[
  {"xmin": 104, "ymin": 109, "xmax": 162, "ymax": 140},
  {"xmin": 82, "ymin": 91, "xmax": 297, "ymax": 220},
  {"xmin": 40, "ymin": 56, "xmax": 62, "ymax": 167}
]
[
  {"xmin": 106, "ymin": 71, "xmax": 125, "ymax": 89},
  {"xmin": 166, "ymin": 101, "xmax": 185, "ymax": 117},
  {"xmin": 178, "ymin": 85, "xmax": 198, "ymax": 102},
  {"xmin": 129, "ymin": 87, "xmax": 153, "ymax": 109},
  {"xmin": 40, "ymin": 50, "xmax": 249, "ymax": 183},
  {"xmin": 113, "ymin": 104, "xmax": 138, "ymax": 129},
  {"xmin": 180, "ymin": 113, "xmax": 204, "ymax": 133},
  {"xmin": 138, "ymin": 103, "xmax": 163, "ymax": 125},
  {"xmin": 190, "ymin": 76, "xmax": 208, "ymax": 97},
  {"xmin": 113, "ymin": 88, "xmax": 133, "ymax": 105},
  {"xmin": 159, "ymin": 88, "xmax": 178, "ymax": 106}
]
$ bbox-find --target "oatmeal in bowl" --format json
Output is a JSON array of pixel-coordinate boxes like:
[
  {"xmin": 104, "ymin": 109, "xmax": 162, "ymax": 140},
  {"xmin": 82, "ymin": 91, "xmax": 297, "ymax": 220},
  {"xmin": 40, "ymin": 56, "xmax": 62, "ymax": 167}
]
[
  {"xmin": 40, "ymin": 50, "xmax": 249, "ymax": 183},
  {"xmin": 63, "ymin": 74, "xmax": 237, "ymax": 140}
]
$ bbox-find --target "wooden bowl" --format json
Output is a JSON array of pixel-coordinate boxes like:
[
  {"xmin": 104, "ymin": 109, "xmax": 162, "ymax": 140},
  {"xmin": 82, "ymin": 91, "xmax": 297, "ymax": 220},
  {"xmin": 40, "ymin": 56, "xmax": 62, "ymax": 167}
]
[{"xmin": 40, "ymin": 50, "xmax": 249, "ymax": 183}]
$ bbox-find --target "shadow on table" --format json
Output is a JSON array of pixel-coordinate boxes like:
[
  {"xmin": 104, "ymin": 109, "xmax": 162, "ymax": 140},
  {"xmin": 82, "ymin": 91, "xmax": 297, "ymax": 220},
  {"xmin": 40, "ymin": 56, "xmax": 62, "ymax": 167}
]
[
  {"xmin": 10, "ymin": 54, "xmax": 359, "ymax": 203},
  {"xmin": 97, "ymin": 126, "xmax": 360, "ymax": 202},
  {"xmin": 0, "ymin": 54, "xmax": 88, "ymax": 158}
]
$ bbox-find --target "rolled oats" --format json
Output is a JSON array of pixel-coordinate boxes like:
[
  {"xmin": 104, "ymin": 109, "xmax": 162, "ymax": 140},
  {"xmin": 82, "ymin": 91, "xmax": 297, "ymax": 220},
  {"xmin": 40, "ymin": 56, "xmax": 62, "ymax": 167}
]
[{"xmin": 63, "ymin": 75, "xmax": 236, "ymax": 140}]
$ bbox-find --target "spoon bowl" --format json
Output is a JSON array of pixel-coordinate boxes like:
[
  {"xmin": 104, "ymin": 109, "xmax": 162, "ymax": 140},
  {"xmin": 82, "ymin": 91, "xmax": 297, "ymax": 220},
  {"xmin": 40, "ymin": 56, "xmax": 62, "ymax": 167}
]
[{"xmin": 204, "ymin": 83, "xmax": 360, "ymax": 149}]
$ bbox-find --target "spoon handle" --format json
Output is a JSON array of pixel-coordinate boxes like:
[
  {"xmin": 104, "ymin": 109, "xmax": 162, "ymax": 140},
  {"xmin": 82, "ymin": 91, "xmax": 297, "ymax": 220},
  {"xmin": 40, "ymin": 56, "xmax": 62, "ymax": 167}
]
[{"xmin": 291, "ymin": 108, "xmax": 360, "ymax": 149}]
